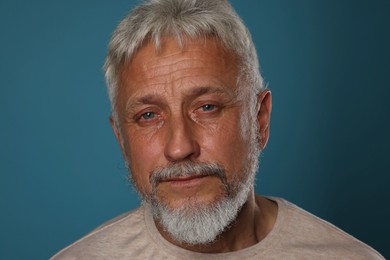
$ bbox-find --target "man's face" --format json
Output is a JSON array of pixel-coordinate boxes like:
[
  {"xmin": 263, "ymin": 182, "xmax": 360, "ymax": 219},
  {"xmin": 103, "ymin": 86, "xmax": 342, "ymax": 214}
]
[{"xmin": 113, "ymin": 37, "xmax": 260, "ymax": 210}]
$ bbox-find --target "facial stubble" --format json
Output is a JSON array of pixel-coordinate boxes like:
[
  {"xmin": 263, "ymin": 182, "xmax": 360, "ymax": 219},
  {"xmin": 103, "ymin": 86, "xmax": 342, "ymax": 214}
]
[{"xmin": 125, "ymin": 114, "xmax": 261, "ymax": 245}]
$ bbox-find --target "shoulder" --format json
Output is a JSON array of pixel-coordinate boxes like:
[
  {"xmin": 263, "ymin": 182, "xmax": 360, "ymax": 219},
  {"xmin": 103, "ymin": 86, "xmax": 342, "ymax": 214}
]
[
  {"xmin": 271, "ymin": 197, "xmax": 384, "ymax": 259},
  {"xmin": 51, "ymin": 207, "xmax": 146, "ymax": 259}
]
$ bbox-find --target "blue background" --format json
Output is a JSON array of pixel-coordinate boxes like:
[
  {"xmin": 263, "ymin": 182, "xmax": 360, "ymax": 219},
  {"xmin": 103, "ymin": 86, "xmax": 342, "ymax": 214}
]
[{"xmin": 1, "ymin": 0, "xmax": 389, "ymax": 259}]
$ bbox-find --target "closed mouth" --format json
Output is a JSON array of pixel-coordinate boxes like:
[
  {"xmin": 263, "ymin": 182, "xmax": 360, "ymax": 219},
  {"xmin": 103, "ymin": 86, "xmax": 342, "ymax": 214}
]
[
  {"xmin": 157, "ymin": 174, "xmax": 215, "ymax": 187},
  {"xmin": 163, "ymin": 175, "xmax": 208, "ymax": 183}
]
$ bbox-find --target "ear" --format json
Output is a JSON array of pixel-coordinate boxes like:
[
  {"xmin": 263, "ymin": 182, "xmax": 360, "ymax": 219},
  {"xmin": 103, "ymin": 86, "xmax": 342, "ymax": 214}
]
[
  {"xmin": 256, "ymin": 89, "xmax": 272, "ymax": 150},
  {"xmin": 109, "ymin": 116, "xmax": 127, "ymax": 161}
]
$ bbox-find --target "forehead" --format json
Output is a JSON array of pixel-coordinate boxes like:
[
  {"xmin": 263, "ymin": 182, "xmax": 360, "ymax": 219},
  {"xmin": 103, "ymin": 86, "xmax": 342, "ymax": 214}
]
[{"xmin": 118, "ymin": 37, "xmax": 239, "ymax": 97}]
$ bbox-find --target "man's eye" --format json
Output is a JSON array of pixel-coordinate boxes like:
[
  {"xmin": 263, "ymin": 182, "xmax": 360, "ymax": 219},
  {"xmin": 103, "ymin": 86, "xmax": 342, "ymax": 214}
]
[
  {"xmin": 200, "ymin": 104, "xmax": 217, "ymax": 112},
  {"xmin": 140, "ymin": 112, "xmax": 155, "ymax": 120}
]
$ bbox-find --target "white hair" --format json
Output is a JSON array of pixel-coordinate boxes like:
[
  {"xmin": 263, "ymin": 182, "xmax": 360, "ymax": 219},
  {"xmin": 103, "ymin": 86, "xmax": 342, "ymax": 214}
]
[
  {"xmin": 142, "ymin": 128, "xmax": 260, "ymax": 245},
  {"xmin": 103, "ymin": 0, "xmax": 264, "ymax": 124}
]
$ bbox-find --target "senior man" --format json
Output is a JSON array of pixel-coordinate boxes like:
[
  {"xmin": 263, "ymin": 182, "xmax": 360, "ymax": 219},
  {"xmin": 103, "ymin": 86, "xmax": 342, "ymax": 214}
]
[{"xmin": 53, "ymin": 0, "xmax": 383, "ymax": 259}]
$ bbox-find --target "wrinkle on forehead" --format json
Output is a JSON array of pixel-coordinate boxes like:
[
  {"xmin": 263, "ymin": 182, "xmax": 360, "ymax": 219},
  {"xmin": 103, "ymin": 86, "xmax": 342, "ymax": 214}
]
[{"xmin": 117, "ymin": 37, "xmax": 242, "ymax": 115}]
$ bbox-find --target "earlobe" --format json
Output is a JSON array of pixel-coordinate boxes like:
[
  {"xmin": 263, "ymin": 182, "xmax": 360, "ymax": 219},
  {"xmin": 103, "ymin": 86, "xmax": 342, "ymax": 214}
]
[
  {"xmin": 257, "ymin": 89, "xmax": 272, "ymax": 150},
  {"xmin": 109, "ymin": 116, "xmax": 121, "ymax": 143}
]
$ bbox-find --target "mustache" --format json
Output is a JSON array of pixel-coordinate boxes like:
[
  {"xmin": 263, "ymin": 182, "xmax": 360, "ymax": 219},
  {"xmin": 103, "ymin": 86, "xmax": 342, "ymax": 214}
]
[{"xmin": 150, "ymin": 161, "xmax": 227, "ymax": 187}]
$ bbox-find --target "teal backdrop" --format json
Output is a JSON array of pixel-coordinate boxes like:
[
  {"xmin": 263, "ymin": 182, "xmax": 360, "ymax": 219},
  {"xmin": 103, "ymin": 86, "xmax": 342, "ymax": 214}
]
[{"xmin": 1, "ymin": 0, "xmax": 389, "ymax": 259}]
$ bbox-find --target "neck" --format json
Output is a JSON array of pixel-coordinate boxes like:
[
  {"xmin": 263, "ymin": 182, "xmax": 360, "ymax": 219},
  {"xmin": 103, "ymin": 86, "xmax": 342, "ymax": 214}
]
[{"xmin": 154, "ymin": 191, "xmax": 278, "ymax": 253}]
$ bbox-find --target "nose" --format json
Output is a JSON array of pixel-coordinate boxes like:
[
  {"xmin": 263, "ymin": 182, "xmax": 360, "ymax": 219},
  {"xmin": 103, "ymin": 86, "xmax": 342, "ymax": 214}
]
[{"xmin": 164, "ymin": 115, "xmax": 200, "ymax": 162}]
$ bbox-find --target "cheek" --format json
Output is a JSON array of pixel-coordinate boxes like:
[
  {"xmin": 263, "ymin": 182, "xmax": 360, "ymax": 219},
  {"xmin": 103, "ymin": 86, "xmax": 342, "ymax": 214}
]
[
  {"xmin": 125, "ymin": 130, "xmax": 165, "ymax": 191},
  {"xmin": 200, "ymin": 116, "xmax": 252, "ymax": 170}
]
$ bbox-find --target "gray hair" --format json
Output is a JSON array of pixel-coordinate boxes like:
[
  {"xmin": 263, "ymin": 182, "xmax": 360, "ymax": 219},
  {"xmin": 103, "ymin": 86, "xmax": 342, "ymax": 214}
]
[{"xmin": 104, "ymin": 0, "xmax": 264, "ymax": 123}]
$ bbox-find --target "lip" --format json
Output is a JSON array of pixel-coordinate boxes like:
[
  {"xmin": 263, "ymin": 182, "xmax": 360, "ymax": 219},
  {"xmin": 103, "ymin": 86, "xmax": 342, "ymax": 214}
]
[{"xmin": 162, "ymin": 175, "xmax": 209, "ymax": 186}]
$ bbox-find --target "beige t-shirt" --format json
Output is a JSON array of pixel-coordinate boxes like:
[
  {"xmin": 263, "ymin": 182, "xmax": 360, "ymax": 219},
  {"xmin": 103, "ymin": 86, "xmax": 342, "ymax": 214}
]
[{"xmin": 51, "ymin": 197, "xmax": 384, "ymax": 259}]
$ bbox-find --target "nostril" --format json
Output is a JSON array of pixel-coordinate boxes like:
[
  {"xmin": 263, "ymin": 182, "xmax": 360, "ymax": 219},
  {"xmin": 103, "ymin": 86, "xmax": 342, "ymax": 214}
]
[{"xmin": 164, "ymin": 122, "xmax": 200, "ymax": 162}]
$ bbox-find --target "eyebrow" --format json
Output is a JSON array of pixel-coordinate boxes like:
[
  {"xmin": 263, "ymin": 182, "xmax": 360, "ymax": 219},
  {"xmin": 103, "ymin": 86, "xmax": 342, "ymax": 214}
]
[
  {"xmin": 185, "ymin": 86, "xmax": 230, "ymax": 99},
  {"xmin": 125, "ymin": 85, "xmax": 234, "ymax": 113},
  {"xmin": 186, "ymin": 85, "xmax": 239, "ymax": 105},
  {"xmin": 125, "ymin": 94, "xmax": 166, "ymax": 113}
]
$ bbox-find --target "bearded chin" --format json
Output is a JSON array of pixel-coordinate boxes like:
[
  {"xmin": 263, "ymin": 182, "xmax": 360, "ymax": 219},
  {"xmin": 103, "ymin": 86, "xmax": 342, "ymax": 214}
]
[
  {"xmin": 145, "ymin": 169, "xmax": 255, "ymax": 245},
  {"xmin": 141, "ymin": 151, "xmax": 259, "ymax": 245},
  {"xmin": 128, "ymin": 121, "xmax": 261, "ymax": 245}
]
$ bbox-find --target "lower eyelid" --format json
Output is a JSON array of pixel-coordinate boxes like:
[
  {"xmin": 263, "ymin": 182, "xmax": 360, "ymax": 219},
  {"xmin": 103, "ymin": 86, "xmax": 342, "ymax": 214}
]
[{"xmin": 194, "ymin": 106, "xmax": 221, "ymax": 116}]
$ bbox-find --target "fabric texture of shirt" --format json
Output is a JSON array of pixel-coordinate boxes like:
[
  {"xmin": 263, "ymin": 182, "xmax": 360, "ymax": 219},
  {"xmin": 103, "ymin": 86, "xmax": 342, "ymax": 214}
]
[{"xmin": 51, "ymin": 197, "xmax": 384, "ymax": 259}]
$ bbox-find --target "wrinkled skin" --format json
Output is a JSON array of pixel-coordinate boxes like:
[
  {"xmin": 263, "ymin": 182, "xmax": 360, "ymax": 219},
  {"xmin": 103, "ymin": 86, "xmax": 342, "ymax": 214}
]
[{"xmin": 110, "ymin": 37, "xmax": 276, "ymax": 253}]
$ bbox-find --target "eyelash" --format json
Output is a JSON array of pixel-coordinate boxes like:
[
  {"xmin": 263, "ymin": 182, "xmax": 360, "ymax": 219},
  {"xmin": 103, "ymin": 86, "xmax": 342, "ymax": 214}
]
[
  {"xmin": 194, "ymin": 102, "xmax": 223, "ymax": 118},
  {"xmin": 135, "ymin": 110, "xmax": 159, "ymax": 123},
  {"xmin": 140, "ymin": 111, "xmax": 155, "ymax": 120},
  {"xmin": 198, "ymin": 104, "xmax": 218, "ymax": 112},
  {"xmin": 134, "ymin": 102, "xmax": 220, "ymax": 124}
]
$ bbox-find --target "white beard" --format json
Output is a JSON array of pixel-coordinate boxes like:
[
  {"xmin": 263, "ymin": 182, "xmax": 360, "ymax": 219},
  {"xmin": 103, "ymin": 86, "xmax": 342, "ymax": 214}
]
[
  {"xmin": 145, "ymin": 164, "xmax": 255, "ymax": 245},
  {"xmin": 130, "ymin": 116, "xmax": 260, "ymax": 245}
]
